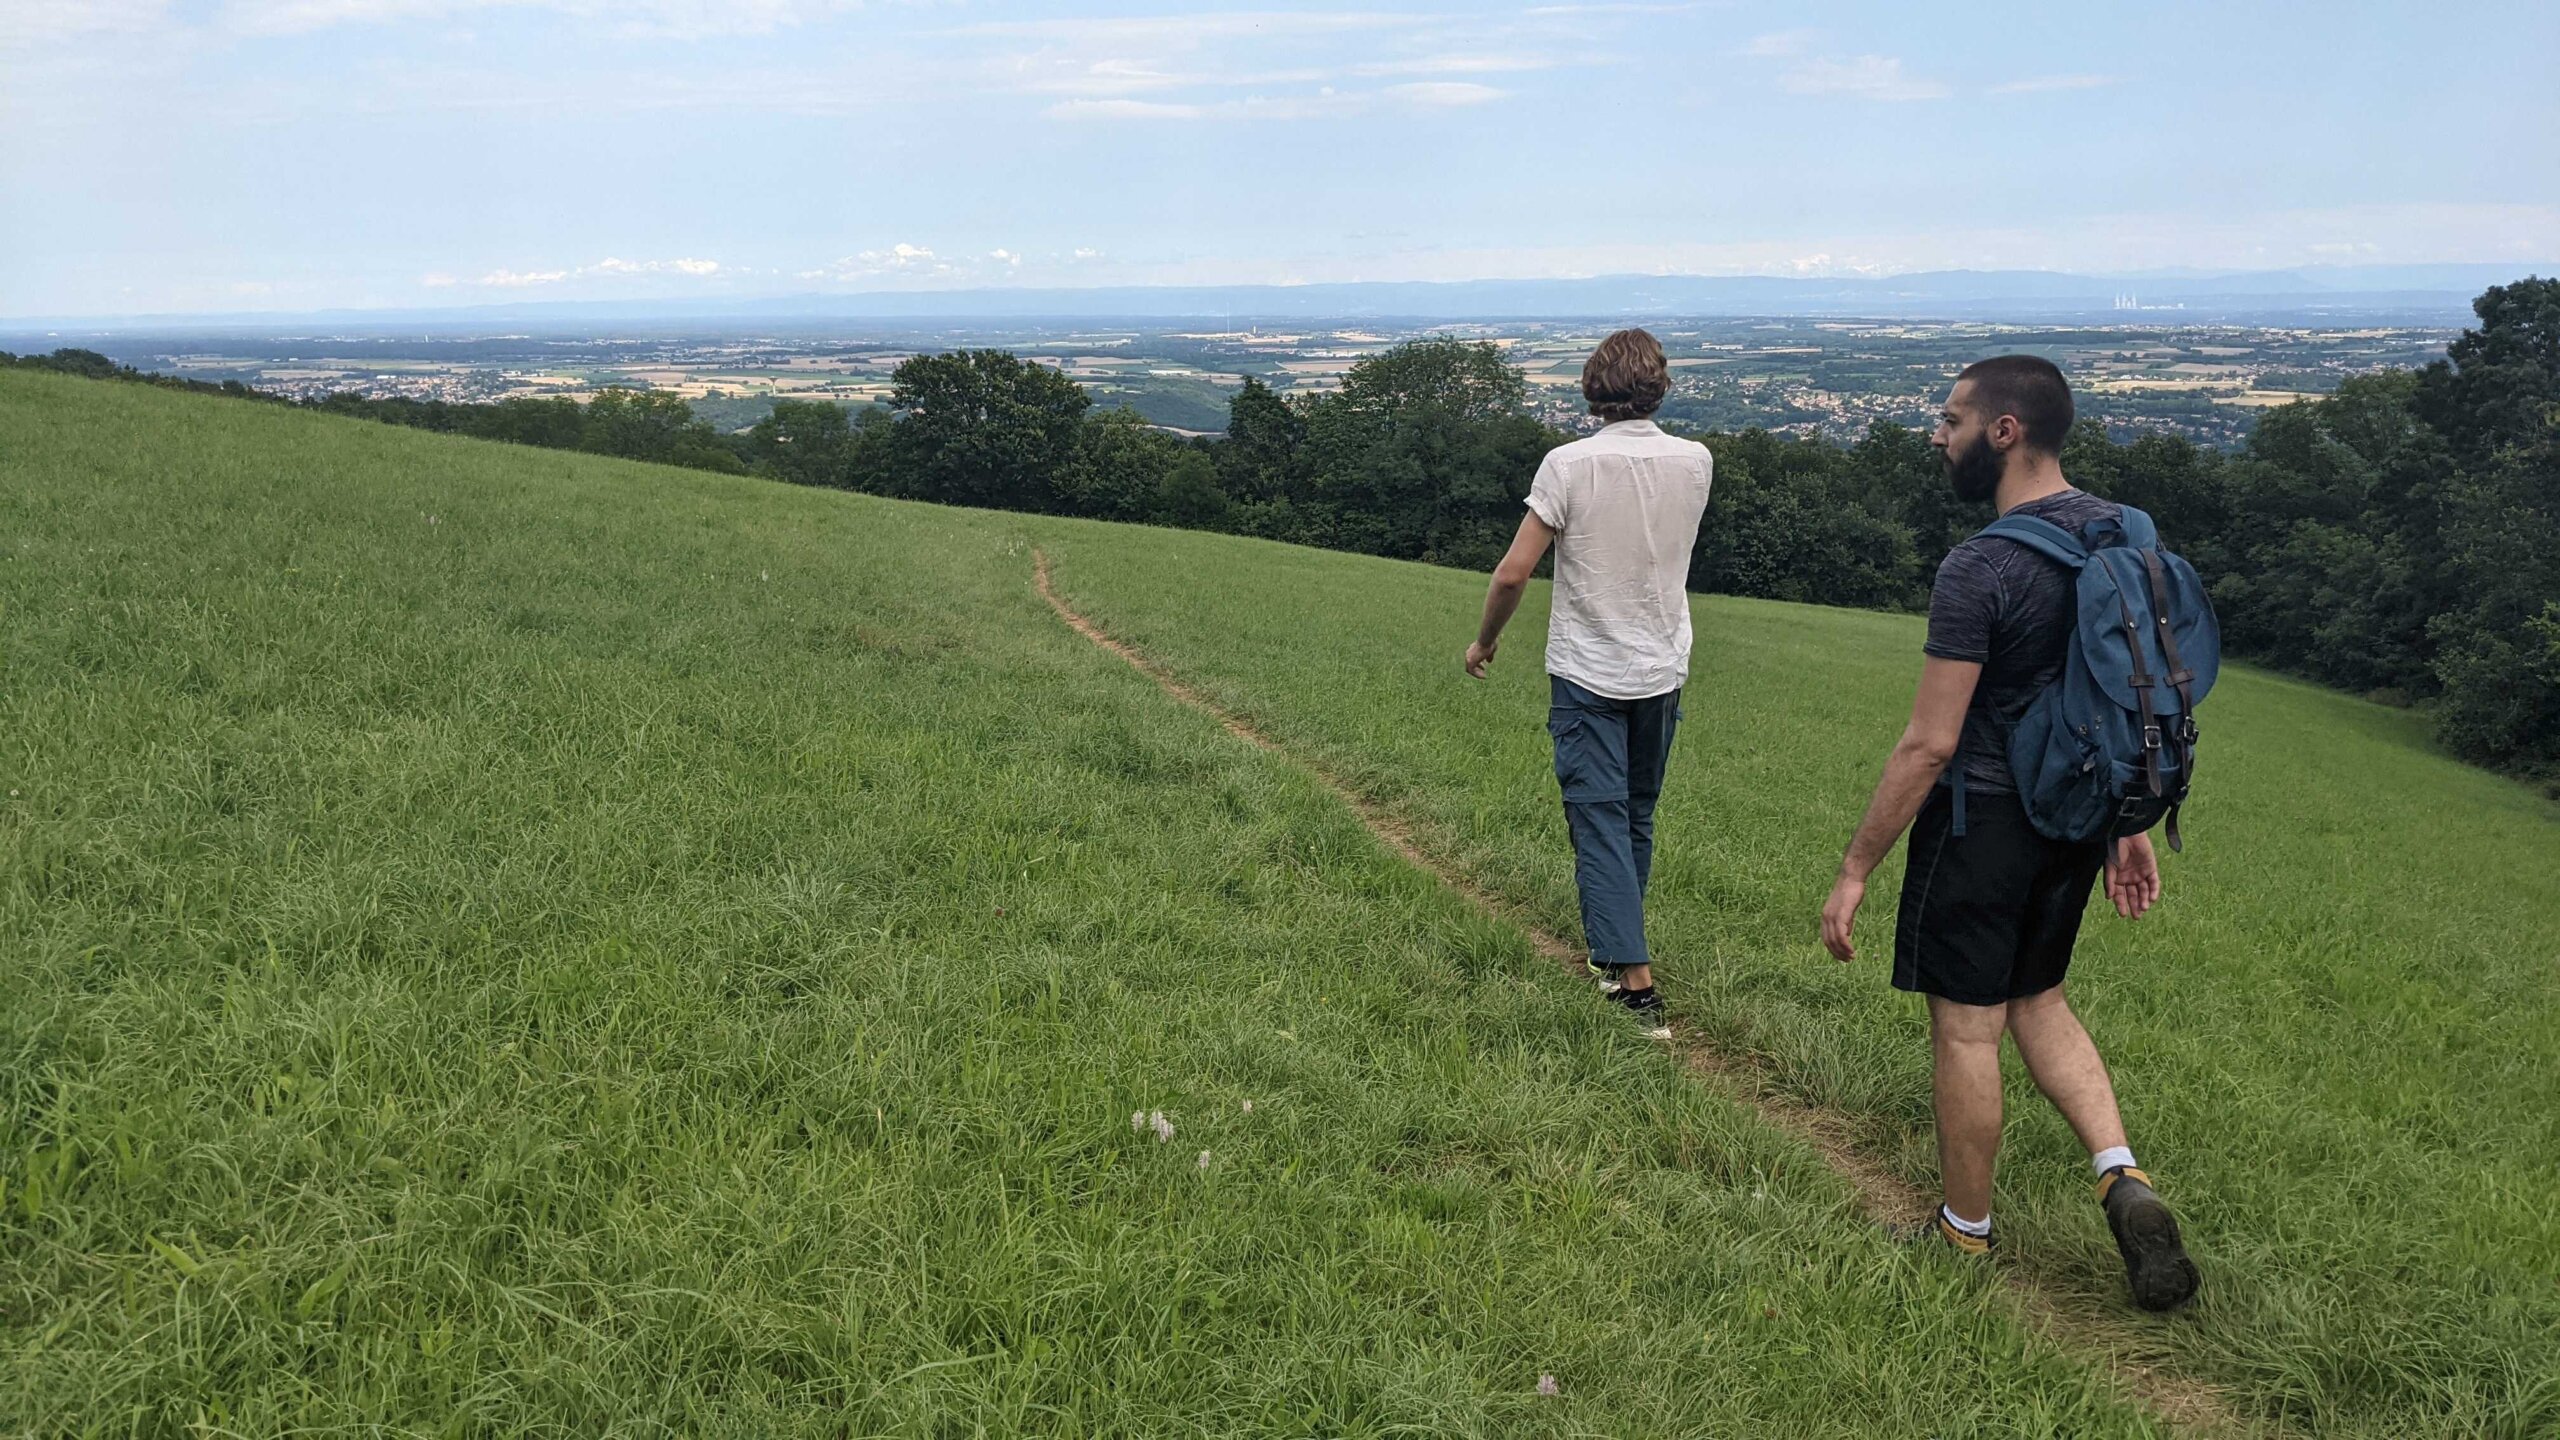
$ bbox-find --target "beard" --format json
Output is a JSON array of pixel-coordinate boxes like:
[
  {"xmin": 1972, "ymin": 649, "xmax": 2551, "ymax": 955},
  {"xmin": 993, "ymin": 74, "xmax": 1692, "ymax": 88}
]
[{"xmin": 1944, "ymin": 433, "xmax": 2003, "ymax": 503}]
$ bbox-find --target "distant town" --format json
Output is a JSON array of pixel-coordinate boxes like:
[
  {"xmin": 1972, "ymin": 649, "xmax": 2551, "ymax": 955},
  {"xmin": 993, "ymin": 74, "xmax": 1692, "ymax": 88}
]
[{"xmin": 7, "ymin": 316, "xmax": 2460, "ymax": 448}]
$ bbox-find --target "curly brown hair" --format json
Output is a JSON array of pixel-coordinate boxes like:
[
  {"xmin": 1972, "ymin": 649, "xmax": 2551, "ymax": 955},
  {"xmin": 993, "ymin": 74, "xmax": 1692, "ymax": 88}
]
[{"xmin": 1582, "ymin": 328, "xmax": 1669, "ymax": 422}]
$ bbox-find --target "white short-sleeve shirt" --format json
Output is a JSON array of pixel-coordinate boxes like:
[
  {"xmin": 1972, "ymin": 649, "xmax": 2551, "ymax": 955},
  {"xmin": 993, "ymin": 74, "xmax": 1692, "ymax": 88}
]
[{"xmin": 1524, "ymin": 419, "xmax": 1715, "ymax": 700}]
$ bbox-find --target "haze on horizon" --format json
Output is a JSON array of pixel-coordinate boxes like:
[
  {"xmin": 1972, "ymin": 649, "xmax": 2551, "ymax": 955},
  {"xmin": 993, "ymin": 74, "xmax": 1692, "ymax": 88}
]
[{"xmin": 4, "ymin": 0, "xmax": 2556, "ymax": 319}]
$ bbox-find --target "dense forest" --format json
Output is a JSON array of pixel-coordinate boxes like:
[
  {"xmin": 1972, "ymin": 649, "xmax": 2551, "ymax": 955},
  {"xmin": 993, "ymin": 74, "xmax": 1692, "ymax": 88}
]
[{"xmin": 11, "ymin": 278, "xmax": 2554, "ymax": 779}]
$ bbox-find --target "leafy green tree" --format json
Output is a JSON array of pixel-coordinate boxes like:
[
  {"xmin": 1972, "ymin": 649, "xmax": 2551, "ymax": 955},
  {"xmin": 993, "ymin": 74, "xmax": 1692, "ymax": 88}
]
[
  {"xmin": 1693, "ymin": 430, "xmax": 1921, "ymax": 610},
  {"xmin": 30, "ymin": 348, "xmax": 121, "ymax": 380},
  {"xmin": 472, "ymin": 396, "xmax": 588, "ymax": 449},
  {"xmin": 1851, "ymin": 419, "xmax": 1969, "ymax": 567},
  {"xmin": 2428, "ymin": 441, "xmax": 2560, "ymax": 767},
  {"xmin": 882, "ymin": 349, "xmax": 1090, "ymax": 511},
  {"xmin": 1218, "ymin": 376, "xmax": 1306, "ymax": 502},
  {"xmin": 1330, "ymin": 337, "xmax": 1527, "ymax": 423},
  {"xmin": 746, "ymin": 399, "xmax": 854, "ymax": 488},
  {"xmin": 840, "ymin": 404, "xmax": 897, "ymax": 493},
  {"xmin": 579, "ymin": 389, "xmax": 741, "ymax": 472},
  {"xmin": 1155, "ymin": 448, "xmax": 1232, "ymax": 530},
  {"xmin": 1058, "ymin": 407, "xmax": 1179, "ymax": 521},
  {"xmin": 1297, "ymin": 339, "xmax": 1559, "ymax": 565},
  {"xmin": 2417, "ymin": 276, "xmax": 2560, "ymax": 462}
]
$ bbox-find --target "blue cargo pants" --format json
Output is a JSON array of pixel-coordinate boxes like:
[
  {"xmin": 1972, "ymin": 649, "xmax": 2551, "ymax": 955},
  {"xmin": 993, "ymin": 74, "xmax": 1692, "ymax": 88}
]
[{"xmin": 1548, "ymin": 675, "xmax": 1683, "ymax": 972}]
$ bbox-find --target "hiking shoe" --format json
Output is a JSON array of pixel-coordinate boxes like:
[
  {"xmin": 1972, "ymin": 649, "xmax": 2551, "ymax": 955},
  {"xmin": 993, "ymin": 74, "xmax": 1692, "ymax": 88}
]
[
  {"xmin": 2098, "ymin": 1166, "xmax": 2199, "ymax": 1312},
  {"xmin": 1609, "ymin": 985, "xmax": 1672, "ymax": 1040},
  {"xmin": 1897, "ymin": 1210, "xmax": 1997, "ymax": 1256},
  {"xmin": 1585, "ymin": 957, "xmax": 1625, "ymax": 996}
]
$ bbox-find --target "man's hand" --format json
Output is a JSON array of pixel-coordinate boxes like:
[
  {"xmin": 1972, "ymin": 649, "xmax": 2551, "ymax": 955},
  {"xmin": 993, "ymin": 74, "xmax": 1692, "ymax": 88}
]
[
  {"xmin": 1468, "ymin": 512, "xmax": 1551, "ymax": 681},
  {"xmin": 2104, "ymin": 831, "xmax": 2162, "ymax": 919},
  {"xmin": 1820, "ymin": 873, "xmax": 1866, "ymax": 962}
]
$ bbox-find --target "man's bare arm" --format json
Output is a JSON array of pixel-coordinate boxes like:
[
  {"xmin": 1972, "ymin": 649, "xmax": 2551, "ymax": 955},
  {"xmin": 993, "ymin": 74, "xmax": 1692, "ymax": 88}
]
[
  {"xmin": 1821, "ymin": 656, "xmax": 1981, "ymax": 960},
  {"xmin": 1464, "ymin": 511, "xmax": 1555, "ymax": 678}
]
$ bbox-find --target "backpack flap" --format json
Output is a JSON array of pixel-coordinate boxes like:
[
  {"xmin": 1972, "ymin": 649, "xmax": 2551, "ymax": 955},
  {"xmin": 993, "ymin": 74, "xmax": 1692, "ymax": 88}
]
[
  {"xmin": 1999, "ymin": 503, "xmax": 2223, "ymax": 849},
  {"xmin": 2072, "ymin": 545, "xmax": 2219, "ymax": 845}
]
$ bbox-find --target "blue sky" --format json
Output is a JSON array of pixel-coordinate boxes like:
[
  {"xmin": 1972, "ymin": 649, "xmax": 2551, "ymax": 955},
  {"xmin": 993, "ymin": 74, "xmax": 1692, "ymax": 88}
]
[{"xmin": 4, "ymin": 0, "xmax": 2555, "ymax": 316}]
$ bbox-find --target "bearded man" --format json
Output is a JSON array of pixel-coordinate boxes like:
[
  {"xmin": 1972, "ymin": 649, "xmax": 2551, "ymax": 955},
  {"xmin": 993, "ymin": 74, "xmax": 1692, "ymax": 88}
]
[{"xmin": 1818, "ymin": 355, "xmax": 2200, "ymax": 1311}]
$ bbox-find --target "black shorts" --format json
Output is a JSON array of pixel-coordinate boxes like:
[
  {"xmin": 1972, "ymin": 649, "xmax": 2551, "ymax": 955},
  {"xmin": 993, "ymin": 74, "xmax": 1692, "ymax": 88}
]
[{"xmin": 1893, "ymin": 785, "xmax": 2108, "ymax": 1007}]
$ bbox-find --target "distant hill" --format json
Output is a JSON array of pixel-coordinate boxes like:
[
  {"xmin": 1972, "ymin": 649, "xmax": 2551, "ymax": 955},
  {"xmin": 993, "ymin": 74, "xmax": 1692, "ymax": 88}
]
[{"xmin": 11, "ymin": 264, "xmax": 2549, "ymax": 332}]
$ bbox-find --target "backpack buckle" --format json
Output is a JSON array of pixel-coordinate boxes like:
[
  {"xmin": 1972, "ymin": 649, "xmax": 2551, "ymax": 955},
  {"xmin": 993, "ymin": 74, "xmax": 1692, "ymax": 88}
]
[
  {"xmin": 2141, "ymin": 723, "xmax": 2163, "ymax": 750},
  {"xmin": 2178, "ymin": 717, "xmax": 2199, "ymax": 745}
]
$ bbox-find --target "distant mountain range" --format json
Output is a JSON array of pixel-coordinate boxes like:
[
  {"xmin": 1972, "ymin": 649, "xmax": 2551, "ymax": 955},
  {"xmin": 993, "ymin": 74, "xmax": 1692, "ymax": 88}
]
[{"xmin": 10, "ymin": 264, "xmax": 2550, "ymax": 332}]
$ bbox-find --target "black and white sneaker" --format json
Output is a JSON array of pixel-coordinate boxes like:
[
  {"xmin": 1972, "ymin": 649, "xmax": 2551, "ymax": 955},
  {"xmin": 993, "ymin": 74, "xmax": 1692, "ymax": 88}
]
[
  {"xmin": 1585, "ymin": 957, "xmax": 1625, "ymax": 997},
  {"xmin": 1610, "ymin": 985, "xmax": 1672, "ymax": 1041}
]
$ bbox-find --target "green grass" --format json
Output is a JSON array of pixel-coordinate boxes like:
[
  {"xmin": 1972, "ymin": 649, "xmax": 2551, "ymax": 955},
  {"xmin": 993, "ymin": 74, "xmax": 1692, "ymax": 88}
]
[
  {"xmin": 2, "ymin": 370, "xmax": 2179, "ymax": 1437},
  {"xmin": 1037, "ymin": 512, "xmax": 2560, "ymax": 1438}
]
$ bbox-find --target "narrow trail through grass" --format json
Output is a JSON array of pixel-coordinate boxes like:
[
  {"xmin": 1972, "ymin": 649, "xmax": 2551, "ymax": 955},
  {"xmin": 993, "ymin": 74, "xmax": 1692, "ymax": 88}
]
[
  {"xmin": 1035, "ymin": 519, "xmax": 2560, "ymax": 1440},
  {"xmin": 1034, "ymin": 548, "xmax": 2258, "ymax": 1438}
]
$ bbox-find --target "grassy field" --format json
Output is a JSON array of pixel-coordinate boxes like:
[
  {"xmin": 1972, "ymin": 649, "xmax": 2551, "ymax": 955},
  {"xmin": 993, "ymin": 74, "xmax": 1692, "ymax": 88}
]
[
  {"xmin": 1, "ymin": 370, "xmax": 2186, "ymax": 1436},
  {"xmin": 1039, "ymin": 516, "xmax": 2560, "ymax": 1437}
]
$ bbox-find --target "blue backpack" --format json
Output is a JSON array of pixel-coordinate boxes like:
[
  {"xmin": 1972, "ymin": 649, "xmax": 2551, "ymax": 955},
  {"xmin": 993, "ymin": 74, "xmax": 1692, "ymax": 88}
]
[{"xmin": 1953, "ymin": 504, "xmax": 2221, "ymax": 851}]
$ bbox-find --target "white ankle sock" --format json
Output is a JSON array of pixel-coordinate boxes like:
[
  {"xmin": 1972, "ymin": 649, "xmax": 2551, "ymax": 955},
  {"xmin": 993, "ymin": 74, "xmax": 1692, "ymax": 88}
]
[
  {"xmin": 1940, "ymin": 1204, "xmax": 1992, "ymax": 1237},
  {"xmin": 2091, "ymin": 1145, "xmax": 2137, "ymax": 1177}
]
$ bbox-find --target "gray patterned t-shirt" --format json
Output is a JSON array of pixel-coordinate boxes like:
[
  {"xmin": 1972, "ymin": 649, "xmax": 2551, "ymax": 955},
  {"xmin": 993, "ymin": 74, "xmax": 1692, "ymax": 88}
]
[{"xmin": 1923, "ymin": 487, "xmax": 2122, "ymax": 794}]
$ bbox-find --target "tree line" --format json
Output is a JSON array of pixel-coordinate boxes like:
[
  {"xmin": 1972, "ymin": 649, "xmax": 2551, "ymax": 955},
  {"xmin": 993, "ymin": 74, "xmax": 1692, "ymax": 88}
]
[{"xmin": 9, "ymin": 277, "xmax": 2553, "ymax": 779}]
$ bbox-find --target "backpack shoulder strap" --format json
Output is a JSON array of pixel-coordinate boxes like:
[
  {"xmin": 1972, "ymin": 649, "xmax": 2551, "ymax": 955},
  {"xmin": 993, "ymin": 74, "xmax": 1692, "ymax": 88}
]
[
  {"xmin": 1976, "ymin": 513, "xmax": 2089, "ymax": 568},
  {"xmin": 1947, "ymin": 512, "xmax": 2086, "ymax": 839},
  {"xmin": 2076, "ymin": 502, "xmax": 2159, "ymax": 551}
]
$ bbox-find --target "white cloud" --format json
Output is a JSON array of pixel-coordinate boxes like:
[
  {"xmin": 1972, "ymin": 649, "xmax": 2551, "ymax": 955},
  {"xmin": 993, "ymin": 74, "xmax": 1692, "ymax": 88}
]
[
  {"xmin": 462, "ymin": 255, "xmax": 721, "ymax": 287},
  {"xmin": 1045, "ymin": 97, "xmax": 1207, "ymax": 120},
  {"xmin": 968, "ymin": 10, "xmax": 1597, "ymax": 126},
  {"xmin": 1047, "ymin": 90, "xmax": 1363, "ymax": 121},
  {"xmin": 1738, "ymin": 32, "xmax": 1951, "ymax": 103},
  {"xmin": 1047, "ymin": 77, "xmax": 1511, "ymax": 123},
  {"xmin": 1522, "ymin": 1, "xmax": 1716, "ymax": 14},
  {"xmin": 1739, "ymin": 29, "xmax": 1817, "ymax": 58},
  {"xmin": 1780, "ymin": 54, "xmax": 1949, "ymax": 102},
  {"xmin": 947, "ymin": 13, "xmax": 1434, "ymax": 45},
  {"xmin": 990, "ymin": 248, "xmax": 1021, "ymax": 266},
  {"xmin": 419, "ymin": 272, "xmax": 459, "ymax": 287},
  {"xmin": 1385, "ymin": 81, "xmax": 1505, "ymax": 106},
  {"xmin": 1988, "ymin": 74, "xmax": 2121, "ymax": 95},
  {"xmin": 1347, "ymin": 53, "xmax": 1554, "ymax": 77},
  {"xmin": 1, "ymin": 0, "xmax": 171, "ymax": 46},
  {"xmin": 590, "ymin": 255, "xmax": 721, "ymax": 276},
  {"xmin": 796, "ymin": 243, "xmax": 959, "ymax": 281},
  {"xmin": 1070, "ymin": 248, "xmax": 1105, "ymax": 262},
  {"xmin": 216, "ymin": 0, "xmax": 868, "ymax": 40}
]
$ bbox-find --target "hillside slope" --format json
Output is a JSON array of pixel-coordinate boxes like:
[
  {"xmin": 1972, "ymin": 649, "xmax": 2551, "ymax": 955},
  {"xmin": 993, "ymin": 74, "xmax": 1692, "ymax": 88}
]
[
  {"xmin": 1038, "ymin": 508, "xmax": 2560, "ymax": 1437},
  {"xmin": 0, "ymin": 371, "xmax": 2175, "ymax": 1435}
]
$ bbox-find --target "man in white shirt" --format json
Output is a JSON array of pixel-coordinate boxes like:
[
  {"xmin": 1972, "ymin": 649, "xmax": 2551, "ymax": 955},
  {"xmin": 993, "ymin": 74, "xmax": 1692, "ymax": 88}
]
[{"xmin": 1464, "ymin": 329, "xmax": 1715, "ymax": 1034}]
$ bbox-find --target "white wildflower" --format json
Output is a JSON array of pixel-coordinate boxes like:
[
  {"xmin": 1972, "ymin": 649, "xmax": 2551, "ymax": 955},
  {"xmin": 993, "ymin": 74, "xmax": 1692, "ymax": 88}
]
[{"xmin": 1150, "ymin": 1110, "xmax": 1174, "ymax": 1143}]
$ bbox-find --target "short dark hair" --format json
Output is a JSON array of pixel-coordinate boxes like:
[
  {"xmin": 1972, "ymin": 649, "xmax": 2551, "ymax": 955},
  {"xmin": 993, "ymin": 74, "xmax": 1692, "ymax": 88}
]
[
  {"xmin": 1583, "ymin": 328, "xmax": 1670, "ymax": 422},
  {"xmin": 1956, "ymin": 354, "xmax": 2074, "ymax": 454}
]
